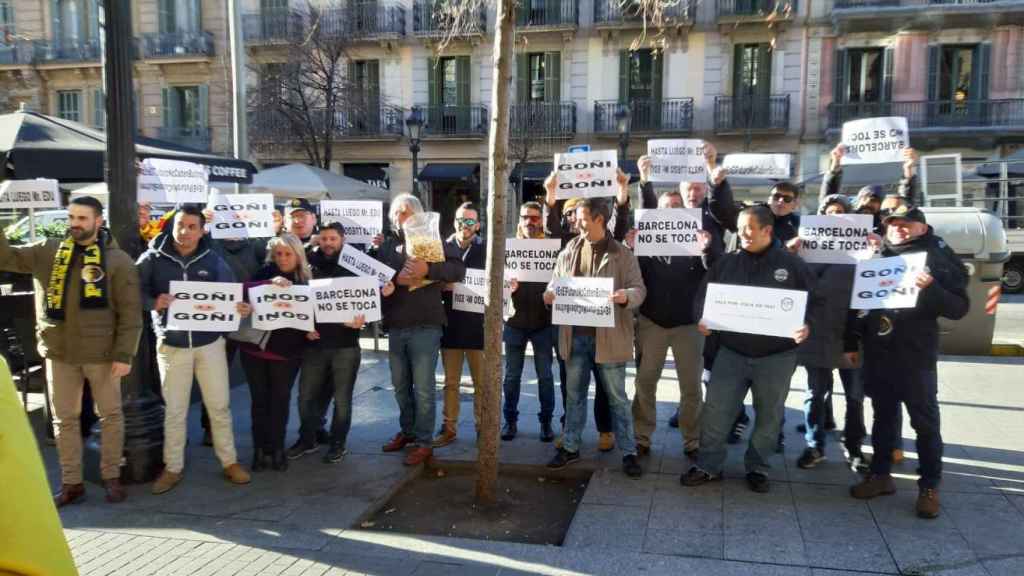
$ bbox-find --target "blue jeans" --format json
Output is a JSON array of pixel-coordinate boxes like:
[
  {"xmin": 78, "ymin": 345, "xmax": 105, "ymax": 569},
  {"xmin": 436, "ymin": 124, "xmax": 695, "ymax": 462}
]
[
  {"xmin": 503, "ymin": 325, "xmax": 556, "ymax": 424},
  {"xmin": 698, "ymin": 346, "xmax": 797, "ymax": 475},
  {"xmin": 803, "ymin": 366, "xmax": 865, "ymax": 452},
  {"xmin": 389, "ymin": 326, "xmax": 442, "ymax": 445},
  {"xmin": 299, "ymin": 346, "xmax": 361, "ymax": 447},
  {"xmin": 562, "ymin": 335, "xmax": 636, "ymax": 456}
]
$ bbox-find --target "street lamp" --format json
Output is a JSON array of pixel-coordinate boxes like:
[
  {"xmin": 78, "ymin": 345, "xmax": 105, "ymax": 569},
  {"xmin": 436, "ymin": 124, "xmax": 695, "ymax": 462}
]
[
  {"xmin": 406, "ymin": 106, "xmax": 423, "ymax": 198},
  {"xmin": 616, "ymin": 105, "xmax": 631, "ymax": 163}
]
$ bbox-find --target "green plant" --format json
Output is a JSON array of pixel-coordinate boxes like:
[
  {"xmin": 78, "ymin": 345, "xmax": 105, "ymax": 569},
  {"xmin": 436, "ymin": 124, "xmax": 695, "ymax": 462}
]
[{"xmin": 7, "ymin": 221, "xmax": 68, "ymax": 245}]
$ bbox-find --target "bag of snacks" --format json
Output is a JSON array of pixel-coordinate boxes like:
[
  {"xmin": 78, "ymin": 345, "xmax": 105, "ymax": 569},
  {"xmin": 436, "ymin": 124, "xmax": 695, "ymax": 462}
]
[{"xmin": 403, "ymin": 211, "xmax": 444, "ymax": 291}]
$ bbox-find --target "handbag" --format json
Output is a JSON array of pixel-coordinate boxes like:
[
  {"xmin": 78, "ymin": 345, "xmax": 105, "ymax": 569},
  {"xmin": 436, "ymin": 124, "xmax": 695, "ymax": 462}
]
[{"xmin": 227, "ymin": 315, "xmax": 270, "ymax": 350}]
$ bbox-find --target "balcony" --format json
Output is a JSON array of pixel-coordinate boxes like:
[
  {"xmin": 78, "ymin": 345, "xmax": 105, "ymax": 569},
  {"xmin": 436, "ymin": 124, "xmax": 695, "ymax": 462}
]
[
  {"xmin": 594, "ymin": 0, "xmax": 694, "ymax": 27},
  {"xmin": 141, "ymin": 31, "xmax": 214, "ymax": 59},
  {"xmin": 717, "ymin": 0, "xmax": 796, "ymax": 22},
  {"xmin": 831, "ymin": 0, "xmax": 1024, "ymax": 32},
  {"xmin": 510, "ymin": 102, "xmax": 577, "ymax": 138},
  {"xmin": 594, "ymin": 98, "xmax": 695, "ymax": 134},
  {"xmin": 322, "ymin": 4, "xmax": 406, "ymax": 41},
  {"xmin": 157, "ymin": 126, "xmax": 212, "ymax": 152},
  {"xmin": 826, "ymin": 100, "xmax": 1024, "ymax": 141},
  {"xmin": 243, "ymin": 11, "xmax": 304, "ymax": 44},
  {"xmin": 0, "ymin": 41, "xmax": 38, "ymax": 66},
  {"xmin": 421, "ymin": 105, "xmax": 489, "ymax": 138},
  {"xmin": 413, "ymin": 0, "xmax": 486, "ymax": 37},
  {"xmin": 249, "ymin": 104, "xmax": 404, "ymax": 142},
  {"xmin": 32, "ymin": 38, "xmax": 102, "ymax": 65},
  {"xmin": 713, "ymin": 95, "xmax": 790, "ymax": 134},
  {"xmin": 516, "ymin": 0, "xmax": 578, "ymax": 30}
]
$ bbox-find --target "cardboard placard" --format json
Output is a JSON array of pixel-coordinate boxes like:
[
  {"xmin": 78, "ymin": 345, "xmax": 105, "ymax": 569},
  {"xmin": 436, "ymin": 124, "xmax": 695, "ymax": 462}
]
[
  {"xmin": 319, "ymin": 200, "xmax": 384, "ymax": 245},
  {"xmin": 452, "ymin": 268, "xmax": 487, "ymax": 314},
  {"xmin": 138, "ymin": 158, "xmax": 208, "ymax": 204},
  {"xmin": 850, "ymin": 252, "xmax": 927, "ymax": 310},
  {"xmin": 166, "ymin": 281, "xmax": 242, "ymax": 332},
  {"xmin": 553, "ymin": 150, "xmax": 618, "ymax": 199},
  {"xmin": 721, "ymin": 154, "xmax": 791, "ymax": 179},
  {"xmin": 206, "ymin": 193, "xmax": 275, "ymax": 239},
  {"xmin": 798, "ymin": 214, "xmax": 875, "ymax": 265},
  {"xmin": 646, "ymin": 139, "xmax": 706, "ymax": 183},
  {"xmin": 702, "ymin": 283, "xmax": 807, "ymax": 338},
  {"xmin": 550, "ymin": 276, "xmax": 615, "ymax": 328},
  {"xmin": 249, "ymin": 284, "xmax": 315, "ymax": 331},
  {"xmin": 505, "ymin": 238, "xmax": 561, "ymax": 283},
  {"xmin": 338, "ymin": 243, "xmax": 397, "ymax": 286},
  {"xmin": 634, "ymin": 209, "xmax": 704, "ymax": 257},
  {"xmin": 310, "ymin": 275, "xmax": 382, "ymax": 323},
  {"xmin": 841, "ymin": 117, "xmax": 910, "ymax": 165},
  {"xmin": 0, "ymin": 179, "xmax": 60, "ymax": 209}
]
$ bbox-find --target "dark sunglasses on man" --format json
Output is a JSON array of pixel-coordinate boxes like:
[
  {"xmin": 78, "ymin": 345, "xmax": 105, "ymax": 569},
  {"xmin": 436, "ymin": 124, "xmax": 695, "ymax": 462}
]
[
  {"xmin": 456, "ymin": 217, "xmax": 478, "ymax": 227},
  {"xmin": 771, "ymin": 193, "xmax": 795, "ymax": 204}
]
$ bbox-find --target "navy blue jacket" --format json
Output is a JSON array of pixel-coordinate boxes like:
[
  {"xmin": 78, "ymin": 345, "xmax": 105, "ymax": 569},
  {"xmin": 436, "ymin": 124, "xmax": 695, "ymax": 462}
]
[{"xmin": 137, "ymin": 232, "xmax": 237, "ymax": 348}]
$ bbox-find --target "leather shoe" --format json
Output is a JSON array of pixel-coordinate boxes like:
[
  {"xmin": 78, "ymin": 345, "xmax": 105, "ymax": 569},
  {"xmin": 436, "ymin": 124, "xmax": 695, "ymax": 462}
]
[
  {"xmin": 501, "ymin": 422, "xmax": 517, "ymax": 441},
  {"xmin": 103, "ymin": 479, "xmax": 126, "ymax": 503},
  {"xmin": 382, "ymin": 432, "xmax": 414, "ymax": 452},
  {"xmin": 53, "ymin": 483, "xmax": 85, "ymax": 508},
  {"xmin": 404, "ymin": 446, "xmax": 433, "ymax": 466},
  {"xmin": 271, "ymin": 449, "xmax": 288, "ymax": 471}
]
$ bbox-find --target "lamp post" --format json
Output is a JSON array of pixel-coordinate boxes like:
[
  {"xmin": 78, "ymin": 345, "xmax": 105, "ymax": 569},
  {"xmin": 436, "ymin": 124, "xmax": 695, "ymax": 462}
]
[
  {"xmin": 406, "ymin": 106, "xmax": 423, "ymax": 199},
  {"xmin": 616, "ymin": 105, "xmax": 631, "ymax": 163}
]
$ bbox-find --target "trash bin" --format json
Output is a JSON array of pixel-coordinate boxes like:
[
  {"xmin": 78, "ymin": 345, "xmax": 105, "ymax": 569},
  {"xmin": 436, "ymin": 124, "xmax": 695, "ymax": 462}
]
[{"xmin": 921, "ymin": 207, "xmax": 1009, "ymax": 355}]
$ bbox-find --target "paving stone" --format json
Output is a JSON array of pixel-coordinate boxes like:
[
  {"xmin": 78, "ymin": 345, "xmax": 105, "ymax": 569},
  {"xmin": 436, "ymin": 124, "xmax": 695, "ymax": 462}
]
[
  {"xmin": 562, "ymin": 503, "xmax": 648, "ymax": 550},
  {"xmin": 643, "ymin": 528, "xmax": 724, "ymax": 560}
]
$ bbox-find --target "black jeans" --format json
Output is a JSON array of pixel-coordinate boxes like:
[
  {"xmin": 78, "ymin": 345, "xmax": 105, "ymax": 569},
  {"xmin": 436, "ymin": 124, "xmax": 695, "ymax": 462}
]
[
  {"xmin": 242, "ymin": 355, "xmax": 302, "ymax": 453},
  {"xmin": 299, "ymin": 347, "xmax": 361, "ymax": 447},
  {"xmin": 868, "ymin": 370, "xmax": 943, "ymax": 489}
]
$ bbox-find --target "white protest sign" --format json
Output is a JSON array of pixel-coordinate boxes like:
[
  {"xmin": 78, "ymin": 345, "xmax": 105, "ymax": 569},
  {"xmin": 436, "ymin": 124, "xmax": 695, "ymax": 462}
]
[
  {"xmin": 452, "ymin": 268, "xmax": 487, "ymax": 314},
  {"xmin": 702, "ymin": 283, "xmax": 807, "ymax": 338},
  {"xmin": 503, "ymin": 278, "xmax": 516, "ymax": 320},
  {"xmin": 319, "ymin": 200, "xmax": 384, "ymax": 245},
  {"xmin": 841, "ymin": 117, "xmax": 909, "ymax": 165},
  {"xmin": 166, "ymin": 281, "xmax": 242, "ymax": 332},
  {"xmin": 553, "ymin": 150, "xmax": 618, "ymax": 199},
  {"xmin": 206, "ymin": 193, "xmax": 275, "ymax": 239},
  {"xmin": 138, "ymin": 158, "xmax": 209, "ymax": 204},
  {"xmin": 310, "ymin": 275, "xmax": 381, "ymax": 323},
  {"xmin": 634, "ymin": 209, "xmax": 704, "ymax": 257},
  {"xmin": 647, "ymin": 139, "xmax": 706, "ymax": 183},
  {"xmin": 722, "ymin": 154, "xmax": 791, "ymax": 179},
  {"xmin": 550, "ymin": 276, "xmax": 615, "ymax": 328},
  {"xmin": 850, "ymin": 252, "xmax": 928, "ymax": 310},
  {"xmin": 339, "ymin": 243, "xmax": 397, "ymax": 286},
  {"xmin": 0, "ymin": 179, "xmax": 60, "ymax": 209},
  {"xmin": 249, "ymin": 284, "xmax": 315, "ymax": 331},
  {"xmin": 505, "ymin": 238, "xmax": 561, "ymax": 283},
  {"xmin": 798, "ymin": 214, "xmax": 875, "ymax": 265}
]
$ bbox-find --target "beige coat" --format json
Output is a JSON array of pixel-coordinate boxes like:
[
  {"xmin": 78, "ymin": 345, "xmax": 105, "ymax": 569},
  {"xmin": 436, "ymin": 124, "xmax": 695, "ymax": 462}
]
[{"xmin": 548, "ymin": 235, "xmax": 646, "ymax": 364}]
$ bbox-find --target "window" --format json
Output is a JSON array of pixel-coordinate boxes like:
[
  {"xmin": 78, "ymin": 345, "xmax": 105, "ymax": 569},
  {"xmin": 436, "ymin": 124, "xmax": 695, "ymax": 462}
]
[
  {"xmin": 163, "ymin": 85, "xmax": 206, "ymax": 128},
  {"xmin": 159, "ymin": 0, "xmax": 200, "ymax": 34},
  {"xmin": 734, "ymin": 43, "xmax": 770, "ymax": 98},
  {"xmin": 846, "ymin": 49, "xmax": 883, "ymax": 104},
  {"xmin": 627, "ymin": 49, "xmax": 657, "ymax": 101},
  {"xmin": 441, "ymin": 58, "xmax": 458, "ymax": 105},
  {"xmin": 938, "ymin": 46, "xmax": 974, "ymax": 103},
  {"xmin": 517, "ymin": 52, "xmax": 559, "ymax": 103},
  {"xmin": 92, "ymin": 89, "xmax": 105, "ymax": 129},
  {"xmin": 529, "ymin": 54, "xmax": 546, "ymax": 101},
  {"xmin": 0, "ymin": 1, "xmax": 14, "ymax": 42},
  {"xmin": 57, "ymin": 90, "xmax": 81, "ymax": 122},
  {"xmin": 350, "ymin": 59, "xmax": 381, "ymax": 105}
]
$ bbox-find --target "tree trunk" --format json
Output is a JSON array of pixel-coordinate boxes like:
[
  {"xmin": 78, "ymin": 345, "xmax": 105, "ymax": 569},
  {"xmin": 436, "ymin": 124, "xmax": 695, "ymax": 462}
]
[{"xmin": 476, "ymin": 0, "xmax": 514, "ymax": 506}]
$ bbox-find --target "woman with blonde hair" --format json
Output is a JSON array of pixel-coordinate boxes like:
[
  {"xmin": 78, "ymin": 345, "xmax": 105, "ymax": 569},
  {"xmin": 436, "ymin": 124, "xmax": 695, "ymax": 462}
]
[{"xmin": 240, "ymin": 233, "xmax": 312, "ymax": 471}]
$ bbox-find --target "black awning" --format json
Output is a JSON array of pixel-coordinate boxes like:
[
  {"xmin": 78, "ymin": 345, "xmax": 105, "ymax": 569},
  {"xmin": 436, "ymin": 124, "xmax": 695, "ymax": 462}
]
[
  {"xmin": 510, "ymin": 160, "xmax": 640, "ymax": 183},
  {"xmin": 418, "ymin": 163, "xmax": 480, "ymax": 182}
]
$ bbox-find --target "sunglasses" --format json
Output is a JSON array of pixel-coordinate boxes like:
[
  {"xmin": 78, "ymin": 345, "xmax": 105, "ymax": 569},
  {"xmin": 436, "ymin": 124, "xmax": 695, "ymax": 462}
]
[
  {"xmin": 519, "ymin": 214, "xmax": 541, "ymax": 222},
  {"xmin": 771, "ymin": 194, "xmax": 795, "ymax": 204},
  {"xmin": 457, "ymin": 218, "xmax": 478, "ymax": 227}
]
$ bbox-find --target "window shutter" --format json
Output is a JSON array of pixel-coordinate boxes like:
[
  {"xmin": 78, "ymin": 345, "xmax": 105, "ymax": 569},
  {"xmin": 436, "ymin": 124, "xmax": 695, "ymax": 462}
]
[
  {"xmin": 190, "ymin": 0, "xmax": 201, "ymax": 31},
  {"xmin": 427, "ymin": 58, "xmax": 439, "ymax": 107},
  {"xmin": 457, "ymin": 56, "xmax": 471, "ymax": 106},
  {"xmin": 757, "ymin": 43, "xmax": 772, "ymax": 97},
  {"xmin": 199, "ymin": 84, "xmax": 209, "ymax": 127},
  {"xmin": 974, "ymin": 43, "xmax": 990, "ymax": 101},
  {"xmin": 732, "ymin": 44, "xmax": 743, "ymax": 96},
  {"xmin": 92, "ymin": 88, "xmax": 104, "ymax": 128},
  {"xmin": 652, "ymin": 50, "xmax": 663, "ymax": 102},
  {"xmin": 545, "ymin": 52, "xmax": 560, "ymax": 103},
  {"xmin": 158, "ymin": 0, "xmax": 174, "ymax": 34},
  {"xmin": 618, "ymin": 50, "xmax": 630, "ymax": 104},
  {"xmin": 927, "ymin": 45, "xmax": 939, "ymax": 102},
  {"xmin": 368, "ymin": 59, "xmax": 381, "ymax": 105},
  {"xmin": 882, "ymin": 47, "xmax": 893, "ymax": 102},
  {"xmin": 546, "ymin": 0, "xmax": 559, "ymax": 25},
  {"xmin": 162, "ymin": 87, "xmax": 170, "ymax": 126},
  {"xmin": 516, "ymin": 53, "xmax": 528, "ymax": 102},
  {"xmin": 833, "ymin": 48, "xmax": 847, "ymax": 104}
]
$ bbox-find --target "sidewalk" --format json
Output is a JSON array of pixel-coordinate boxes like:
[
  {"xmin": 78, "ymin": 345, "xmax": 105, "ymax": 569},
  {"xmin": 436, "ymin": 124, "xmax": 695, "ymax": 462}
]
[{"xmin": 29, "ymin": 347, "xmax": 1024, "ymax": 575}]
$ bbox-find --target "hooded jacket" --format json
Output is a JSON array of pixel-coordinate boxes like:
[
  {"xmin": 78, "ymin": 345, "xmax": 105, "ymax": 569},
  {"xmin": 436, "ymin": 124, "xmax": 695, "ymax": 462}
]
[
  {"xmin": 136, "ymin": 231, "xmax": 237, "ymax": 348},
  {"xmin": 0, "ymin": 227, "xmax": 142, "ymax": 365},
  {"xmin": 441, "ymin": 233, "xmax": 486, "ymax": 350}
]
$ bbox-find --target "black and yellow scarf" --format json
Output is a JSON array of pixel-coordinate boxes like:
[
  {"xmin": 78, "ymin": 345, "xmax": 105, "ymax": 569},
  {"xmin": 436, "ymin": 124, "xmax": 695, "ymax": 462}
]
[{"xmin": 45, "ymin": 232, "xmax": 109, "ymax": 320}]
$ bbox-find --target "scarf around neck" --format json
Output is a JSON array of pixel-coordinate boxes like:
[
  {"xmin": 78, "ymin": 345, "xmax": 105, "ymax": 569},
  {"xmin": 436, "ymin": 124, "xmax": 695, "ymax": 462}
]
[{"xmin": 45, "ymin": 231, "xmax": 109, "ymax": 320}]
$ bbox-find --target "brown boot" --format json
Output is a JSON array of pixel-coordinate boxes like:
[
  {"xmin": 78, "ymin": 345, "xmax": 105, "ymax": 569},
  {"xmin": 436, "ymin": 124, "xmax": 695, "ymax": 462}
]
[
  {"xmin": 916, "ymin": 488, "xmax": 941, "ymax": 519},
  {"xmin": 404, "ymin": 446, "xmax": 433, "ymax": 466},
  {"xmin": 223, "ymin": 463, "xmax": 252, "ymax": 485},
  {"xmin": 892, "ymin": 449, "xmax": 905, "ymax": 464},
  {"xmin": 53, "ymin": 483, "xmax": 85, "ymax": 508},
  {"xmin": 151, "ymin": 470, "xmax": 183, "ymax": 495},
  {"xmin": 432, "ymin": 427, "xmax": 457, "ymax": 448},
  {"xmin": 850, "ymin": 473, "xmax": 897, "ymax": 500},
  {"xmin": 598, "ymin": 432, "xmax": 614, "ymax": 452},
  {"xmin": 103, "ymin": 479, "xmax": 126, "ymax": 503},
  {"xmin": 382, "ymin": 432, "xmax": 415, "ymax": 452}
]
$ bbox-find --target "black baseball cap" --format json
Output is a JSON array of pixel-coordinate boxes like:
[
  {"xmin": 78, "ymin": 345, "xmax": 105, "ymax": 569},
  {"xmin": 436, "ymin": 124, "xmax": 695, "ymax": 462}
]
[
  {"xmin": 285, "ymin": 198, "xmax": 316, "ymax": 215},
  {"xmin": 881, "ymin": 204, "xmax": 927, "ymax": 225}
]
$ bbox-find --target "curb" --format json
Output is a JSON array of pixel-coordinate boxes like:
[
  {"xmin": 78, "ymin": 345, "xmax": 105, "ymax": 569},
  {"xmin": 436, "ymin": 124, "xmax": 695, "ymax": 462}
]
[{"xmin": 990, "ymin": 343, "xmax": 1024, "ymax": 357}]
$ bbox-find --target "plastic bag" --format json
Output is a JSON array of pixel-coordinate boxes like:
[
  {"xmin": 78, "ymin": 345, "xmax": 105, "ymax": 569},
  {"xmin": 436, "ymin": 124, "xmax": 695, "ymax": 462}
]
[{"xmin": 403, "ymin": 211, "xmax": 444, "ymax": 291}]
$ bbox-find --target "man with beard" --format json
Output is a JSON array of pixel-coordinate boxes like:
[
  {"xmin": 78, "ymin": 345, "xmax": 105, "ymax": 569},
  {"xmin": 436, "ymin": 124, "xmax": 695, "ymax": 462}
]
[
  {"xmin": 288, "ymin": 222, "xmax": 395, "ymax": 462},
  {"xmin": 0, "ymin": 196, "xmax": 142, "ymax": 506},
  {"xmin": 848, "ymin": 205, "xmax": 968, "ymax": 519}
]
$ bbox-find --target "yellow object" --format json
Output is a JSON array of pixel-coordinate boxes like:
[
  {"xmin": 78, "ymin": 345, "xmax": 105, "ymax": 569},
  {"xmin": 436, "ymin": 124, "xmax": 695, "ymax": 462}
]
[{"xmin": 0, "ymin": 356, "xmax": 77, "ymax": 576}]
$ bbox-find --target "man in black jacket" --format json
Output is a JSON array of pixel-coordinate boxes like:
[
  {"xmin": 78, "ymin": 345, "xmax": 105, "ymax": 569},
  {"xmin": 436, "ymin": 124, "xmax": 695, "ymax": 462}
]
[
  {"xmin": 434, "ymin": 203, "xmax": 486, "ymax": 448},
  {"xmin": 630, "ymin": 147, "xmax": 735, "ymax": 459},
  {"xmin": 848, "ymin": 206, "xmax": 969, "ymax": 519},
  {"xmin": 682, "ymin": 205, "xmax": 818, "ymax": 493}
]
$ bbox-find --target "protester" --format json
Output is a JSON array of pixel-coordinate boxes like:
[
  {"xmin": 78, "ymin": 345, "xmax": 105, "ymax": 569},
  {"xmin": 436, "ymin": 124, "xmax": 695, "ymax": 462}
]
[
  {"xmin": 435, "ymin": 203, "xmax": 486, "ymax": 447},
  {"xmin": 847, "ymin": 205, "xmax": 969, "ymax": 519},
  {"xmin": 502, "ymin": 201, "xmax": 557, "ymax": 443},
  {"xmin": 137, "ymin": 205, "xmax": 252, "ymax": 494},
  {"xmin": 286, "ymin": 198, "xmax": 318, "ymax": 245},
  {"xmin": 683, "ymin": 205, "xmax": 819, "ymax": 493},
  {"xmin": 0, "ymin": 196, "xmax": 142, "ymax": 506},
  {"xmin": 543, "ymin": 192, "xmax": 647, "ymax": 478},
  {"xmin": 240, "ymin": 234, "xmax": 311, "ymax": 472},
  {"xmin": 372, "ymin": 194, "xmax": 466, "ymax": 466}
]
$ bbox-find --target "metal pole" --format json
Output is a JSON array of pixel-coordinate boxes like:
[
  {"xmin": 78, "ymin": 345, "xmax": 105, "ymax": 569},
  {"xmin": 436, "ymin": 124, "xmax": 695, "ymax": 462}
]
[
  {"xmin": 410, "ymin": 142, "xmax": 420, "ymax": 199},
  {"xmin": 228, "ymin": 0, "xmax": 248, "ymax": 195},
  {"xmin": 28, "ymin": 207, "xmax": 35, "ymax": 243},
  {"xmin": 101, "ymin": 0, "xmax": 165, "ymax": 484}
]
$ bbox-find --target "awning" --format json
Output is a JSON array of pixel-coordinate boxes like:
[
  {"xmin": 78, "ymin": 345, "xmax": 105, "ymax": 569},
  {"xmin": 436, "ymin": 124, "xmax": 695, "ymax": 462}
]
[
  {"xmin": 509, "ymin": 160, "xmax": 640, "ymax": 183},
  {"xmin": 976, "ymin": 149, "xmax": 1024, "ymax": 178},
  {"xmin": 418, "ymin": 163, "xmax": 479, "ymax": 182}
]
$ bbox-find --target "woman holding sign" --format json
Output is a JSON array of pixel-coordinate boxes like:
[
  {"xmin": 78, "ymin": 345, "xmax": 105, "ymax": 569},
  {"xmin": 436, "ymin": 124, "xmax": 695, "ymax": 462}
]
[{"xmin": 240, "ymin": 234, "xmax": 313, "ymax": 472}]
